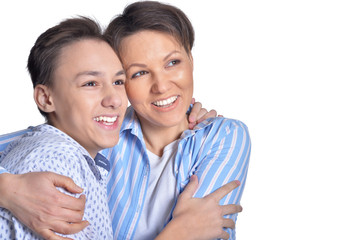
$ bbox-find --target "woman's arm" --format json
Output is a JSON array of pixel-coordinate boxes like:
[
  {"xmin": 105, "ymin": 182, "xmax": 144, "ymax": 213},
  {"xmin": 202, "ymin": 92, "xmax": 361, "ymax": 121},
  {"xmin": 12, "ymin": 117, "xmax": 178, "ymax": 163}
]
[
  {"xmin": 0, "ymin": 129, "xmax": 89, "ymax": 239},
  {"xmin": 191, "ymin": 119, "xmax": 251, "ymax": 239},
  {"xmin": 0, "ymin": 171, "xmax": 88, "ymax": 240},
  {"xmin": 156, "ymin": 175, "xmax": 242, "ymax": 240}
]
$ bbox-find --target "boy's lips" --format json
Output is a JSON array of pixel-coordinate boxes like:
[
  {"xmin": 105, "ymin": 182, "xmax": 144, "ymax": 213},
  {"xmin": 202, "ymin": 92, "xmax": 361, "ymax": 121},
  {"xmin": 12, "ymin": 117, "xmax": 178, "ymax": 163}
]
[{"xmin": 93, "ymin": 115, "xmax": 118, "ymax": 126}]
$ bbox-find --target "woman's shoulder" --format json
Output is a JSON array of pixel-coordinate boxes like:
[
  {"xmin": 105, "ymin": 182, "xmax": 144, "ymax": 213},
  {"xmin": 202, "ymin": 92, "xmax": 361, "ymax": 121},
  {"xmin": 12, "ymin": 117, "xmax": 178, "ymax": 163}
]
[{"xmin": 196, "ymin": 117, "xmax": 249, "ymax": 134}]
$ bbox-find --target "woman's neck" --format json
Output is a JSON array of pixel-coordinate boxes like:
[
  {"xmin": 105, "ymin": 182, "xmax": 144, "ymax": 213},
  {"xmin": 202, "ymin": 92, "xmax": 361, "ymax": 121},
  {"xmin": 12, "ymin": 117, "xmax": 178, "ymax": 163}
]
[{"xmin": 139, "ymin": 116, "xmax": 188, "ymax": 157}]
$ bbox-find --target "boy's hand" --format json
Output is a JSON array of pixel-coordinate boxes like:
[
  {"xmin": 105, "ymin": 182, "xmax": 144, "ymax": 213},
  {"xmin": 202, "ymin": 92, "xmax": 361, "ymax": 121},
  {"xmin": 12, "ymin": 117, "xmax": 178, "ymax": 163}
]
[{"xmin": 188, "ymin": 98, "xmax": 218, "ymax": 129}]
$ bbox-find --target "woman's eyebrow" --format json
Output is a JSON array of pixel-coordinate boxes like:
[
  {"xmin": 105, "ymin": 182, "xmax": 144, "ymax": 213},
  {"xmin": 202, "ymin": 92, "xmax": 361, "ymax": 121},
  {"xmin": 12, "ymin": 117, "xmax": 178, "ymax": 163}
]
[
  {"xmin": 163, "ymin": 50, "xmax": 181, "ymax": 61},
  {"xmin": 125, "ymin": 63, "xmax": 147, "ymax": 72}
]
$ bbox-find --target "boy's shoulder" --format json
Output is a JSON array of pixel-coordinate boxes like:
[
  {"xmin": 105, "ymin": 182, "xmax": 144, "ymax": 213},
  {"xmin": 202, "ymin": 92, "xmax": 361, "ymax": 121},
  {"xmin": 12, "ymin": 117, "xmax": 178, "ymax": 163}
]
[{"xmin": 2, "ymin": 124, "xmax": 84, "ymax": 165}]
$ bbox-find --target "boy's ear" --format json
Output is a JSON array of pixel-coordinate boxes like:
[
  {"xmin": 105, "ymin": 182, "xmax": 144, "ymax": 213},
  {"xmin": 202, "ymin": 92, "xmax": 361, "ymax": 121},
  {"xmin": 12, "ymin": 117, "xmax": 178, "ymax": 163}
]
[{"xmin": 34, "ymin": 84, "xmax": 55, "ymax": 113}]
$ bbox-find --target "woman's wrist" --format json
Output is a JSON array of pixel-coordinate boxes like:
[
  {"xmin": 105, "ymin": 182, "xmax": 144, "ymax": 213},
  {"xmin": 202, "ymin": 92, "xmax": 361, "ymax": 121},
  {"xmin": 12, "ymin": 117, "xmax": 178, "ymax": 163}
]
[
  {"xmin": 0, "ymin": 172, "xmax": 14, "ymax": 208},
  {"xmin": 155, "ymin": 217, "xmax": 189, "ymax": 240}
]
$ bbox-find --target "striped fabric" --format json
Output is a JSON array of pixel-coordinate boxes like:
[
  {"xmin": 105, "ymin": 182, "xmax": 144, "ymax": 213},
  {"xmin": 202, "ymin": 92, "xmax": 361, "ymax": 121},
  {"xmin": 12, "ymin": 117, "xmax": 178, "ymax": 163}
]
[
  {"xmin": 0, "ymin": 106, "xmax": 251, "ymax": 239},
  {"xmin": 101, "ymin": 107, "xmax": 251, "ymax": 239}
]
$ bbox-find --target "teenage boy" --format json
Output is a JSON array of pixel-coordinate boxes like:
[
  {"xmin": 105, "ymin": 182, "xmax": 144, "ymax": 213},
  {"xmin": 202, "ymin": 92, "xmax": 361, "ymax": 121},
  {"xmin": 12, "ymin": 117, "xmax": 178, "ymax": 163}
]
[{"xmin": 0, "ymin": 16, "xmax": 127, "ymax": 239}]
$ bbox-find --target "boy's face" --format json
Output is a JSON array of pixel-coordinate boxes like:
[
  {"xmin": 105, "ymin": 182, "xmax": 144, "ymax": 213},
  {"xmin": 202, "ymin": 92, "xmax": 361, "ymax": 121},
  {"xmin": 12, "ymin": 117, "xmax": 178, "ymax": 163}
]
[{"xmin": 48, "ymin": 39, "xmax": 127, "ymax": 158}]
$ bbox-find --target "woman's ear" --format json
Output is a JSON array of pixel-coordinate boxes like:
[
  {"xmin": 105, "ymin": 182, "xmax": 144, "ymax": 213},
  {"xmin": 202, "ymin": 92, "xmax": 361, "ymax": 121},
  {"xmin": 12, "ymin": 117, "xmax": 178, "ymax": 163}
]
[
  {"xmin": 188, "ymin": 52, "xmax": 194, "ymax": 70},
  {"xmin": 34, "ymin": 84, "xmax": 55, "ymax": 113}
]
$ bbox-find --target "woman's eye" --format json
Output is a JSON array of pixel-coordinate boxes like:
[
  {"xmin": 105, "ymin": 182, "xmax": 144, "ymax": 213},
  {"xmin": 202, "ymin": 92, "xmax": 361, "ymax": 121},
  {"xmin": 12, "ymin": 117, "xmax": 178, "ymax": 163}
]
[
  {"xmin": 114, "ymin": 80, "xmax": 125, "ymax": 85},
  {"xmin": 131, "ymin": 71, "xmax": 148, "ymax": 79},
  {"xmin": 167, "ymin": 60, "xmax": 180, "ymax": 67},
  {"xmin": 83, "ymin": 81, "xmax": 97, "ymax": 87}
]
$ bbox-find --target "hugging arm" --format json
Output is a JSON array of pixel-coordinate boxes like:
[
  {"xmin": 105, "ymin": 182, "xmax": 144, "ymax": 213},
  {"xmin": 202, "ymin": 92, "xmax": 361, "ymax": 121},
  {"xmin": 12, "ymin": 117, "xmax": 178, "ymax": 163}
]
[
  {"xmin": 155, "ymin": 175, "xmax": 242, "ymax": 240},
  {"xmin": 192, "ymin": 120, "xmax": 251, "ymax": 239},
  {"xmin": 0, "ymin": 171, "xmax": 88, "ymax": 240},
  {"xmin": 0, "ymin": 132, "xmax": 88, "ymax": 239}
]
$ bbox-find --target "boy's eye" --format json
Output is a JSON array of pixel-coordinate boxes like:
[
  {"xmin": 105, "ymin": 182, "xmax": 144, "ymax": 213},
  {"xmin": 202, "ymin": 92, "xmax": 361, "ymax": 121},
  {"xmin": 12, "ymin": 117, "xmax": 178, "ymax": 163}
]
[
  {"xmin": 83, "ymin": 81, "xmax": 97, "ymax": 87},
  {"xmin": 114, "ymin": 80, "xmax": 125, "ymax": 85},
  {"xmin": 131, "ymin": 71, "xmax": 148, "ymax": 79}
]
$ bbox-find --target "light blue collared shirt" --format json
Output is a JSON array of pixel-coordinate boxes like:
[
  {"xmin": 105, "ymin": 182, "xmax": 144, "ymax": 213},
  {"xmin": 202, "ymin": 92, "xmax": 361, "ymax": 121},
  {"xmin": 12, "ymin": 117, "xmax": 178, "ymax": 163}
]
[
  {"xmin": 0, "ymin": 107, "xmax": 251, "ymax": 240},
  {"xmin": 0, "ymin": 124, "xmax": 113, "ymax": 239}
]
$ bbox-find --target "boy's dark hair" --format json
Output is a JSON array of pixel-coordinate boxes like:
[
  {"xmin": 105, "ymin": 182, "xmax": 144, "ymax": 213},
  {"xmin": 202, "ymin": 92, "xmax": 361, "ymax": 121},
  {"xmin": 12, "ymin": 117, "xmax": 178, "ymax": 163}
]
[
  {"xmin": 27, "ymin": 16, "xmax": 105, "ymax": 118},
  {"xmin": 104, "ymin": 1, "xmax": 195, "ymax": 58}
]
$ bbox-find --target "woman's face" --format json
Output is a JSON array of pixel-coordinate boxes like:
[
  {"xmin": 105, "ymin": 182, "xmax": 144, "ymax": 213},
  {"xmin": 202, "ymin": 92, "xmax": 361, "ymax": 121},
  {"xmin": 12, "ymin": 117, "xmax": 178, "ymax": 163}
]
[{"xmin": 119, "ymin": 30, "xmax": 194, "ymax": 130}]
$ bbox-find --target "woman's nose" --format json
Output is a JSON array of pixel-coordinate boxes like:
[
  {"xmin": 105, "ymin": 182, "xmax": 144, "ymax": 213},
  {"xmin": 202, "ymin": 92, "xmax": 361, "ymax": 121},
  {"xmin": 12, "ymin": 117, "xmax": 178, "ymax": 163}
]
[{"xmin": 151, "ymin": 73, "xmax": 171, "ymax": 93}]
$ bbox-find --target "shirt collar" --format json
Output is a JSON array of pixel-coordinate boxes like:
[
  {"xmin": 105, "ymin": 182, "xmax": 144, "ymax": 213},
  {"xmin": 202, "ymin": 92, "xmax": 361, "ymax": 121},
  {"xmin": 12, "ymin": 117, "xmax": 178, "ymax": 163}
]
[
  {"xmin": 120, "ymin": 106, "xmax": 216, "ymax": 141},
  {"xmin": 36, "ymin": 124, "xmax": 107, "ymax": 180}
]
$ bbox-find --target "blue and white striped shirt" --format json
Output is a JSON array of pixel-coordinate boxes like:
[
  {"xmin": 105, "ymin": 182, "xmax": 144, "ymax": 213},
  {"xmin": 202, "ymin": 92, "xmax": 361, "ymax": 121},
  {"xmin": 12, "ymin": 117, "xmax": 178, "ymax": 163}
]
[{"xmin": 0, "ymin": 107, "xmax": 251, "ymax": 239}]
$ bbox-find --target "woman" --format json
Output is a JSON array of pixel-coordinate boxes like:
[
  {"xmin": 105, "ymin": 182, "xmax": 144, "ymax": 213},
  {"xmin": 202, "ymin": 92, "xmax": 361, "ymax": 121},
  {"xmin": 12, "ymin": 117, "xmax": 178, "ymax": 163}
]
[
  {"xmin": 0, "ymin": 1, "xmax": 250, "ymax": 239},
  {"xmin": 102, "ymin": 1, "xmax": 251, "ymax": 239}
]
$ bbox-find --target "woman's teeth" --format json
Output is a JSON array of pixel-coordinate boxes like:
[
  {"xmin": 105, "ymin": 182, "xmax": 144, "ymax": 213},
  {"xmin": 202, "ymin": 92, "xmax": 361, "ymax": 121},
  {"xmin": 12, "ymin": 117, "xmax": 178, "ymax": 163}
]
[
  {"xmin": 93, "ymin": 116, "xmax": 117, "ymax": 125},
  {"xmin": 153, "ymin": 96, "xmax": 178, "ymax": 107}
]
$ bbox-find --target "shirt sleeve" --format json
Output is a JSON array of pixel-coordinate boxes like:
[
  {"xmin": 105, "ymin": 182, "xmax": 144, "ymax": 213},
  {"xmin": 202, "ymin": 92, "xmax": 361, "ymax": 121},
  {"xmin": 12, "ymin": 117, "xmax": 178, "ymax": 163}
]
[
  {"xmin": 0, "ymin": 166, "xmax": 7, "ymax": 174},
  {"xmin": 192, "ymin": 119, "xmax": 251, "ymax": 239},
  {"xmin": 0, "ymin": 129, "xmax": 30, "ymax": 154},
  {"xmin": 0, "ymin": 129, "xmax": 30, "ymax": 174}
]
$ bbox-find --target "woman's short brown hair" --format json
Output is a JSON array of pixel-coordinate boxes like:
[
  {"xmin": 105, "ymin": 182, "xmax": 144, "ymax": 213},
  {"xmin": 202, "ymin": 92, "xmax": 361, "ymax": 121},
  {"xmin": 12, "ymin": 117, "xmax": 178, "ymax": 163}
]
[{"xmin": 105, "ymin": 1, "xmax": 195, "ymax": 57}]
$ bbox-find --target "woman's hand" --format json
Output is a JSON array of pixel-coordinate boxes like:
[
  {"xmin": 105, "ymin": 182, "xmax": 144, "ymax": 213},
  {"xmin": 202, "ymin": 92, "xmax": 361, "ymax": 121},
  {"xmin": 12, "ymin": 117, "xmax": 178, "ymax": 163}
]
[
  {"xmin": 188, "ymin": 98, "xmax": 218, "ymax": 129},
  {"xmin": 0, "ymin": 172, "xmax": 88, "ymax": 240},
  {"xmin": 156, "ymin": 175, "xmax": 242, "ymax": 240}
]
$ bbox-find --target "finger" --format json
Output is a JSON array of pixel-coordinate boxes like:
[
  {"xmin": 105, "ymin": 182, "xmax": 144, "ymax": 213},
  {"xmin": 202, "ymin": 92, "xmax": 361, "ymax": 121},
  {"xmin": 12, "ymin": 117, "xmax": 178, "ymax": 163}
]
[
  {"xmin": 218, "ymin": 230, "xmax": 230, "ymax": 240},
  {"xmin": 49, "ymin": 205, "xmax": 85, "ymax": 223},
  {"xmin": 222, "ymin": 218, "xmax": 235, "ymax": 229},
  {"xmin": 50, "ymin": 173, "xmax": 83, "ymax": 194},
  {"xmin": 40, "ymin": 229, "xmax": 74, "ymax": 240},
  {"xmin": 218, "ymin": 114, "xmax": 224, "ymax": 118},
  {"xmin": 195, "ymin": 108, "xmax": 208, "ymax": 122},
  {"xmin": 50, "ymin": 220, "xmax": 89, "ymax": 236},
  {"xmin": 179, "ymin": 175, "xmax": 199, "ymax": 199},
  {"xmin": 196, "ymin": 109, "xmax": 217, "ymax": 123},
  {"xmin": 51, "ymin": 191, "xmax": 86, "ymax": 212},
  {"xmin": 206, "ymin": 180, "xmax": 240, "ymax": 202},
  {"xmin": 221, "ymin": 204, "xmax": 243, "ymax": 216},
  {"xmin": 188, "ymin": 102, "xmax": 202, "ymax": 123},
  {"xmin": 188, "ymin": 122, "xmax": 196, "ymax": 130},
  {"xmin": 191, "ymin": 97, "xmax": 195, "ymax": 105}
]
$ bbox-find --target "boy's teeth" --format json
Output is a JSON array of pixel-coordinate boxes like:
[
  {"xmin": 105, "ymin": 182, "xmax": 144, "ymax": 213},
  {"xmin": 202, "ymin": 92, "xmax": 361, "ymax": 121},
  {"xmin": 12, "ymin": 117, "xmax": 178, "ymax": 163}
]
[
  {"xmin": 93, "ymin": 116, "xmax": 117, "ymax": 123},
  {"xmin": 153, "ymin": 96, "xmax": 178, "ymax": 107}
]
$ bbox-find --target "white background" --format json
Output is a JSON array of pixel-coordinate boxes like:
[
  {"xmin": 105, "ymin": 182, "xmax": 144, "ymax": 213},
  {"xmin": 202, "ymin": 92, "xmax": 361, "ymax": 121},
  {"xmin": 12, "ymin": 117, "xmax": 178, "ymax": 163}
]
[{"xmin": 1, "ymin": 0, "xmax": 360, "ymax": 239}]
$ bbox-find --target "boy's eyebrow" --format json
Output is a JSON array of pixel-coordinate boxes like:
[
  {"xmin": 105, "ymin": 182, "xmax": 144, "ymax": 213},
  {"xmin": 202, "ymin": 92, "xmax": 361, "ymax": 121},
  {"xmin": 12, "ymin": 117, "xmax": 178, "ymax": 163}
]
[
  {"xmin": 75, "ymin": 70, "xmax": 125, "ymax": 78},
  {"xmin": 115, "ymin": 70, "xmax": 125, "ymax": 76}
]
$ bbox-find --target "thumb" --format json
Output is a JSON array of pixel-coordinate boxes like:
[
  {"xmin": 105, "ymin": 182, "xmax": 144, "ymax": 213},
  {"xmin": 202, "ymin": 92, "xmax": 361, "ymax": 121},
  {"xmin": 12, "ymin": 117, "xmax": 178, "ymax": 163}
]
[
  {"xmin": 179, "ymin": 175, "xmax": 199, "ymax": 200},
  {"xmin": 49, "ymin": 172, "xmax": 83, "ymax": 194}
]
